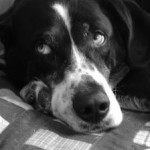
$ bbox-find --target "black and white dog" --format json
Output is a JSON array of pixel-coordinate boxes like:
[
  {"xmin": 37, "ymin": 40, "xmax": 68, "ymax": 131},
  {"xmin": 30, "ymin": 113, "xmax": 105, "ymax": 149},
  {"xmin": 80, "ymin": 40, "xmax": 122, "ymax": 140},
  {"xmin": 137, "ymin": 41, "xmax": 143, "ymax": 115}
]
[{"xmin": 0, "ymin": 0, "xmax": 150, "ymax": 133}]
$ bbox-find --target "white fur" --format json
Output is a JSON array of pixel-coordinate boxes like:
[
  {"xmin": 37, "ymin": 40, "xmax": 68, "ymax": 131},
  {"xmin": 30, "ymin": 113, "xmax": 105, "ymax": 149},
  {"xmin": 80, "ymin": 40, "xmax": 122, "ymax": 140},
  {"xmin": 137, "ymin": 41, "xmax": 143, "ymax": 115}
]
[
  {"xmin": 51, "ymin": 3, "xmax": 123, "ymax": 132},
  {"xmin": 53, "ymin": 3, "xmax": 71, "ymax": 30}
]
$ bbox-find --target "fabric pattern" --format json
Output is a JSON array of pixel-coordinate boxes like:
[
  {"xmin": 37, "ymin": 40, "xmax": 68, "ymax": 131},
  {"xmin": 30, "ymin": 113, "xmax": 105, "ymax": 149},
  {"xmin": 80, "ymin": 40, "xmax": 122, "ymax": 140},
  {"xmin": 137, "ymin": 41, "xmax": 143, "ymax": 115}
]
[
  {"xmin": 25, "ymin": 129, "xmax": 92, "ymax": 150},
  {"xmin": 134, "ymin": 122, "xmax": 150, "ymax": 149},
  {"xmin": 0, "ymin": 116, "xmax": 9, "ymax": 134}
]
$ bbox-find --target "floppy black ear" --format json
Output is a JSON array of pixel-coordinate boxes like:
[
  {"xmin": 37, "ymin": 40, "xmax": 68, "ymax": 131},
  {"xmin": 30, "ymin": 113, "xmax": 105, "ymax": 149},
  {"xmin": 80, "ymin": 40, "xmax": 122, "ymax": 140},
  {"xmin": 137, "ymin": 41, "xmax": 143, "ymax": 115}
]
[
  {"xmin": 124, "ymin": 1, "xmax": 150, "ymax": 69},
  {"xmin": 98, "ymin": 0, "xmax": 150, "ymax": 72}
]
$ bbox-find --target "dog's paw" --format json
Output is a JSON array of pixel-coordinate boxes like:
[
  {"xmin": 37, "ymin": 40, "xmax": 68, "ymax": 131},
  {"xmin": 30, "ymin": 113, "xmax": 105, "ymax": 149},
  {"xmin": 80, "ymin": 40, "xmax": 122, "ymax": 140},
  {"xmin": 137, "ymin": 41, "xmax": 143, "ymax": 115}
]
[
  {"xmin": 20, "ymin": 81, "xmax": 40, "ymax": 104},
  {"xmin": 20, "ymin": 81, "xmax": 51, "ymax": 114}
]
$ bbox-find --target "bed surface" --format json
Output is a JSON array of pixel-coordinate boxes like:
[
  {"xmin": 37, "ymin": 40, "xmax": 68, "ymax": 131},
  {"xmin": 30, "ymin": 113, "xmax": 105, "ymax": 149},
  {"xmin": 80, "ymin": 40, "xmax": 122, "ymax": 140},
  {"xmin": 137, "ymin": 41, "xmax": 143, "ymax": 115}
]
[{"xmin": 0, "ymin": 88, "xmax": 150, "ymax": 150}]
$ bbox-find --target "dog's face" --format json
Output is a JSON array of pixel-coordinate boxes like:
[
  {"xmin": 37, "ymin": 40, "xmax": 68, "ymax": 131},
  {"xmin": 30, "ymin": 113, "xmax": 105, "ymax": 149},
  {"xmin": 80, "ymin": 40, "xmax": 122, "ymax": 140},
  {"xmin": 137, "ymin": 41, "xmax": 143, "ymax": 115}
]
[{"xmin": 1, "ymin": 0, "xmax": 132, "ymax": 132}]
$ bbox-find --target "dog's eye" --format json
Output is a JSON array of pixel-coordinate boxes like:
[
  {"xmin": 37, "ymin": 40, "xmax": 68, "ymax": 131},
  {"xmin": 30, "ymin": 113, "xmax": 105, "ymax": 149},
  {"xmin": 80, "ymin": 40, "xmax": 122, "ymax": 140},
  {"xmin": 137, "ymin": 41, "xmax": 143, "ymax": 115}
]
[
  {"xmin": 37, "ymin": 44, "xmax": 51, "ymax": 55},
  {"xmin": 93, "ymin": 32, "xmax": 105, "ymax": 46}
]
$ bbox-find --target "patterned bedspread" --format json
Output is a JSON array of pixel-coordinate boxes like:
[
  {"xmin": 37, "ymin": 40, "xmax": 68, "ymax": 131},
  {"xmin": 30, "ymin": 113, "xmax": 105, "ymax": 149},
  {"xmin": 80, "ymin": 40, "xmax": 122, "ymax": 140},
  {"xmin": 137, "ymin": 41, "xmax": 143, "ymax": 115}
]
[{"xmin": 0, "ymin": 89, "xmax": 149, "ymax": 150}]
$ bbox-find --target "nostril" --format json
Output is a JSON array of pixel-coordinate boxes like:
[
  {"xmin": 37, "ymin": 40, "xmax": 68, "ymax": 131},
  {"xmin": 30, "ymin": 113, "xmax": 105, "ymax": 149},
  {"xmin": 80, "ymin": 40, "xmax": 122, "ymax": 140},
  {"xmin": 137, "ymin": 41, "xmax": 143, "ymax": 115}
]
[
  {"xmin": 99, "ymin": 102, "xmax": 109, "ymax": 113},
  {"xmin": 75, "ymin": 101, "xmax": 110, "ymax": 123},
  {"xmin": 76, "ymin": 102, "xmax": 109, "ymax": 123}
]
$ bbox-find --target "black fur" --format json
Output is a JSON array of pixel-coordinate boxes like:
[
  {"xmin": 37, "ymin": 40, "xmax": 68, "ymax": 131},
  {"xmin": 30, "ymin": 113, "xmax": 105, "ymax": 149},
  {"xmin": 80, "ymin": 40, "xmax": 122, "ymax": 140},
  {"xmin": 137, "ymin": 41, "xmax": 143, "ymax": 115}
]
[{"xmin": 0, "ymin": 0, "xmax": 150, "ymax": 112}]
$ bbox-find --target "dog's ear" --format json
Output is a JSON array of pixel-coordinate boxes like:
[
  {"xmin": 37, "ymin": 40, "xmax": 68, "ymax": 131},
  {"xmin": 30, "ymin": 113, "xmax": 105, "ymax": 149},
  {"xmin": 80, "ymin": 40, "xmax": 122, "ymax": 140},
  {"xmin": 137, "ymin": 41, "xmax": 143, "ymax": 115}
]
[
  {"xmin": 124, "ymin": 1, "xmax": 150, "ymax": 69},
  {"xmin": 98, "ymin": 0, "xmax": 133, "ymax": 50},
  {"xmin": 99, "ymin": 0, "xmax": 150, "ymax": 70}
]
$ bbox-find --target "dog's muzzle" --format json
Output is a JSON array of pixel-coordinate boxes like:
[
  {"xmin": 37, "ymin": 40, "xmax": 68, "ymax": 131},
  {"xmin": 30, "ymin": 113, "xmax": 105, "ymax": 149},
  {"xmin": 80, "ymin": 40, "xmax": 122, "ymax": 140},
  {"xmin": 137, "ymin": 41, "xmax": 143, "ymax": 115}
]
[{"xmin": 73, "ymin": 80, "xmax": 110, "ymax": 124}]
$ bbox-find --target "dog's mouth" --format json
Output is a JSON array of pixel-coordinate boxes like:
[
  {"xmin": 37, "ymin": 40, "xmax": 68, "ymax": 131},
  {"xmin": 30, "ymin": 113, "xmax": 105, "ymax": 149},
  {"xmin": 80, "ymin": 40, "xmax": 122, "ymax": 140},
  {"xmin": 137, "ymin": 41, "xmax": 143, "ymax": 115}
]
[{"xmin": 20, "ymin": 78, "xmax": 123, "ymax": 133}]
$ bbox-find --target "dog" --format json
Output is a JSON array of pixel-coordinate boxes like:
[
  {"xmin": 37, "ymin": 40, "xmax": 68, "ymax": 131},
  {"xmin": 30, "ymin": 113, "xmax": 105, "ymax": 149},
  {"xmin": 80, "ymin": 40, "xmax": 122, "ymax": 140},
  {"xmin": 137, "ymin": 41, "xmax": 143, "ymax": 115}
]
[{"xmin": 0, "ymin": 0, "xmax": 150, "ymax": 133}]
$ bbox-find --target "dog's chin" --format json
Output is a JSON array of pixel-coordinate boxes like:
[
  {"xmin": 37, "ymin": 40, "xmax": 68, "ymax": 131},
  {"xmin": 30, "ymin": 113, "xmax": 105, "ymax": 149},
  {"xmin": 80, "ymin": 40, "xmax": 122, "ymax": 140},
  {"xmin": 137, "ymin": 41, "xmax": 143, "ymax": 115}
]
[
  {"xmin": 51, "ymin": 104, "xmax": 123, "ymax": 133},
  {"xmin": 71, "ymin": 108, "xmax": 123, "ymax": 133},
  {"xmin": 55, "ymin": 113, "xmax": 123, "ymax": 133}
]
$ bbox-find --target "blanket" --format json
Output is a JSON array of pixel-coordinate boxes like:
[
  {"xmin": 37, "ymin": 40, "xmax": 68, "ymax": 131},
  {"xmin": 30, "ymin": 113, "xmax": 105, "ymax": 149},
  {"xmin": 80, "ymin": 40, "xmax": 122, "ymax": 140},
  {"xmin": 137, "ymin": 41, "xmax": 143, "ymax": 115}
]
[{"xmin": 0, "ymin": 89, "xmax": 150, "ymax": 150}]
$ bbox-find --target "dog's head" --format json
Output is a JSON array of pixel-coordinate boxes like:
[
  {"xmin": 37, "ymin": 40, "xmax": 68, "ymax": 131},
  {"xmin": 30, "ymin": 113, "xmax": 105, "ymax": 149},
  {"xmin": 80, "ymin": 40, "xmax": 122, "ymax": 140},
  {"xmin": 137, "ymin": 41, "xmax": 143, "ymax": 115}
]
[{"xmin": 0, "ymin": 0, "xmax": 133, "ymax": 132}]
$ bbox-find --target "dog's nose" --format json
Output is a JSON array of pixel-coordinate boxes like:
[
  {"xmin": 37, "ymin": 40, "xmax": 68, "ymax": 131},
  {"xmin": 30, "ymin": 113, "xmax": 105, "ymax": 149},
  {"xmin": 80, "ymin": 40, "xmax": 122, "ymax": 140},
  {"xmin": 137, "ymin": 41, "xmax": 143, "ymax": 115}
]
[{"xmin": 73, "ymin": 84, "xmax": 110, "ymax": 123}]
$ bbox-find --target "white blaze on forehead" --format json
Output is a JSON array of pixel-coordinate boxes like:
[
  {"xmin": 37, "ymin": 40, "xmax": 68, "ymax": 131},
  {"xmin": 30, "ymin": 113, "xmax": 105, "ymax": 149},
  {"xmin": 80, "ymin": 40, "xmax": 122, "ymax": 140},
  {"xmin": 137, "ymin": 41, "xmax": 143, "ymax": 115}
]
[{"xmin": 53, "ymin": 3, "xmax": 71, "ymax": 31}]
